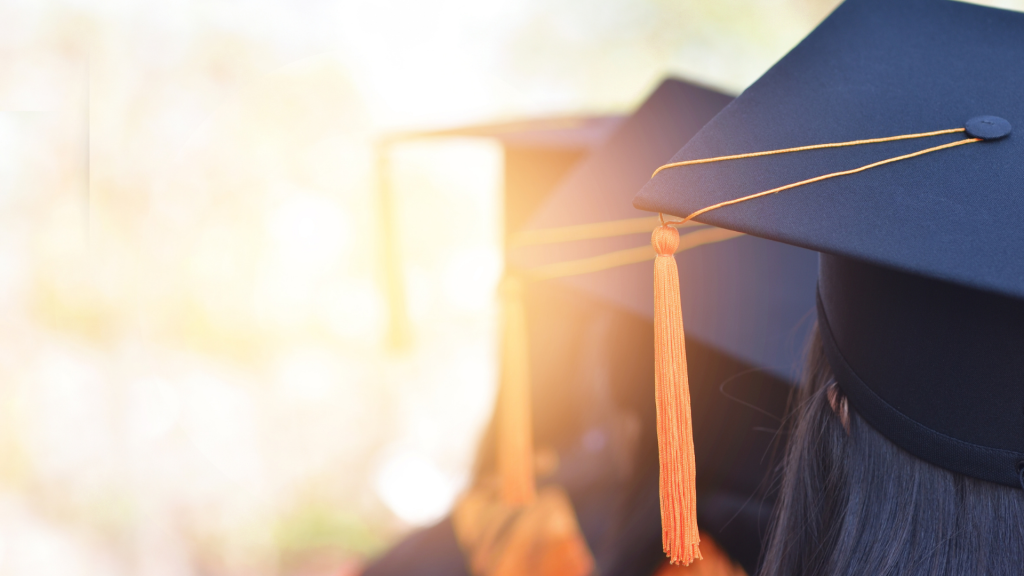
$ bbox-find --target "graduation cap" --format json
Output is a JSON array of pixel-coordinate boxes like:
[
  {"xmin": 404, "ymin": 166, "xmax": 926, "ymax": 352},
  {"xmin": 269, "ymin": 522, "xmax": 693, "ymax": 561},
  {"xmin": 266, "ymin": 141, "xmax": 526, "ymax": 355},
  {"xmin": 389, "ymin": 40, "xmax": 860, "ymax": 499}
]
[
  {"xmin": 632, "ymin": 0, "xmax": 1024, "ymax": 563},
  {"xmin": 509, "ymin": 78, "xmax": 820, "ymax": 573},
  {"xmin": 376, "ymin": 115, "xmax": 622, "ymax": 349},
  {"xmin": 366, "ymin": 116, "xmax": 619, "ymax": 576}
]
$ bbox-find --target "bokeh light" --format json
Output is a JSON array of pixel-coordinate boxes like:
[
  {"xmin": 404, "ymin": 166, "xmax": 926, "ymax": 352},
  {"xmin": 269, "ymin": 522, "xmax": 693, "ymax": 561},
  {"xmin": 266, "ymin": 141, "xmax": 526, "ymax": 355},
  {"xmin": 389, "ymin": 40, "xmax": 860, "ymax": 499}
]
[{"xmin": 1, "ymin": 0, "xmax": 1021, "ymax": 574}]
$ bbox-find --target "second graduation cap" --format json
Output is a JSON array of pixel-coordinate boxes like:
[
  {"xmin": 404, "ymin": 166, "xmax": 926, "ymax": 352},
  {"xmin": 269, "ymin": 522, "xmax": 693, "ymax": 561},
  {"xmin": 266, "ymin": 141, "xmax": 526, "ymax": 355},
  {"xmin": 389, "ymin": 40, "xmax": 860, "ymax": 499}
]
[
  {"xmin": 635, "ymin": 0, "xmax": 1024, "ymax": 555},
  {"xmin": 513, "ymin": 78, "xmax": 819, "ymax": 573}
]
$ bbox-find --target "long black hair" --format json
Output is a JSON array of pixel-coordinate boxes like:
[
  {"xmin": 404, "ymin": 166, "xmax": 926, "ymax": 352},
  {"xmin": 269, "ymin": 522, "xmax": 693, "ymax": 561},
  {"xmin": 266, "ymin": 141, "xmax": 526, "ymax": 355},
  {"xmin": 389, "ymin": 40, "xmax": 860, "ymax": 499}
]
[{"xmin": 759, "ymin": 324, "xmax": 1024, "ymax": 576}]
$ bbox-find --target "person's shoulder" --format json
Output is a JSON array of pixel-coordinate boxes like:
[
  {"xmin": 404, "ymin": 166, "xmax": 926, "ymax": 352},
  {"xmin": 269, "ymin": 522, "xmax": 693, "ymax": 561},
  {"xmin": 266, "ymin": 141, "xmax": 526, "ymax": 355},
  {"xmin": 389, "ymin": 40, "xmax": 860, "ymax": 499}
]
[{"xmin": 360, "ymin": 516, "xmax": 469, "ymax": 576}]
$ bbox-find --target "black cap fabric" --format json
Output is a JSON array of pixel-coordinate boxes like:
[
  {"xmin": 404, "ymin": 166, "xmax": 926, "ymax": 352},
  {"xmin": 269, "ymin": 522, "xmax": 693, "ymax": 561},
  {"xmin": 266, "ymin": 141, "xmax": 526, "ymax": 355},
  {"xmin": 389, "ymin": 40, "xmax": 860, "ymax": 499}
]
[{"xmin": 634, "ymin": 0, "xmax": 1024, "ymax": 488}]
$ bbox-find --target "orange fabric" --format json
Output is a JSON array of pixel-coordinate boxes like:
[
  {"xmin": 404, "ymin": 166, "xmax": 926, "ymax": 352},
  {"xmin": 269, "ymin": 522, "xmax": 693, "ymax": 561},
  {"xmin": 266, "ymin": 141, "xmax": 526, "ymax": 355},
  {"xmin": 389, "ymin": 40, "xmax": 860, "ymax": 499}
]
[
  {"xmin": 497, "ymin": 277, "xmax": 535, "ymax": 506},
  {"xmin": 654, "ymin": 533, "xmax": 747, "ymax": 576},
  {"xmin": 453, "ymin": 484, "xmax": 595, "ymax": 576},
  {"xmin": 652, "ymin": 225, "xmax": 700, "ymax": 565}
]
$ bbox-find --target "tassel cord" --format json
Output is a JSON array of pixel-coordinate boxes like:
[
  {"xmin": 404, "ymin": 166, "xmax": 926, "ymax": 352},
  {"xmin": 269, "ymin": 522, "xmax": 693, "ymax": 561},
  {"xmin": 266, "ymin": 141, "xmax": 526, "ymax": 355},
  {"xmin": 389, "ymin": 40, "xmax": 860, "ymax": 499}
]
[{"xmin": 497, "ymin": 276, "xmax": 536, "ymax": 506}]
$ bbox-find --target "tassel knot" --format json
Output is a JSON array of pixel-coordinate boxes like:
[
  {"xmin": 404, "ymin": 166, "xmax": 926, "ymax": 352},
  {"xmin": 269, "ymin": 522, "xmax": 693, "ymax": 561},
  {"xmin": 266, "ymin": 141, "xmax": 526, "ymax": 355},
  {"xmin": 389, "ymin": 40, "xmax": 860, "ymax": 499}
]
[{"xmin": 652, "ymin": 225, "xmax": 680, "ymax": 256}]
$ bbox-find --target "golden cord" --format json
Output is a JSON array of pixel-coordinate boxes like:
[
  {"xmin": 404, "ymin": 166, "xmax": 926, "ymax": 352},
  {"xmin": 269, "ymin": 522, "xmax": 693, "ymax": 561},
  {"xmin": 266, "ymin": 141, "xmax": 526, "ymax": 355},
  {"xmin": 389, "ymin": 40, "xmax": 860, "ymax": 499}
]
[
  {"xmin": 651, "ymin": 127, "xmax": 967, "ymax": 178},
  {"xmin": 520, "ymin": 227, "xmax": 743, "ymax": 281},
  {"xmin": 652, "ymin": 128, "xmax": 980, "ymax": 225},
  {"xmin": 510, "ymin": 215, "xmax": 700, "ymax": 247}
]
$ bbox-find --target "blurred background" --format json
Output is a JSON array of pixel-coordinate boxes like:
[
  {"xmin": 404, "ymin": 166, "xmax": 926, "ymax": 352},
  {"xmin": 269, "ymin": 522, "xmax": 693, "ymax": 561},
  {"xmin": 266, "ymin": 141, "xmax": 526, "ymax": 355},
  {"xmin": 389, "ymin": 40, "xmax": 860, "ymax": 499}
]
[{"xmin": 0, "ymin": 0, "xmax": 1019, "ymax": 574}]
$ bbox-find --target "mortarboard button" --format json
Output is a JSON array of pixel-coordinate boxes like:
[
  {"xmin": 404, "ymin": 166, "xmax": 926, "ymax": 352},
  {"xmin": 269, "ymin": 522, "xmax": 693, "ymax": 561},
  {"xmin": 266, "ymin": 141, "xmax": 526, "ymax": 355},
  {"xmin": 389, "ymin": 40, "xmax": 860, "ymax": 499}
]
[{"xmin": 965, "ymin": 115, "xmax": 1011, "ymax": 140}]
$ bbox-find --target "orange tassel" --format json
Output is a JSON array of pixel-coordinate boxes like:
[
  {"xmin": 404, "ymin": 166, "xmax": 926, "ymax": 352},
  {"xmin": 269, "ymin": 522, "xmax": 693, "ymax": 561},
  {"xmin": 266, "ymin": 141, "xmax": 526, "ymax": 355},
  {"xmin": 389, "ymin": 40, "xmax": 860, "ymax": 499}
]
[
  {"xmin": 497, "ymin": 276, "xmax": 536, "ymax": 506},
  {"xmin": 652, "ymin": 225, "xmax": 701, "ymax": 565}
]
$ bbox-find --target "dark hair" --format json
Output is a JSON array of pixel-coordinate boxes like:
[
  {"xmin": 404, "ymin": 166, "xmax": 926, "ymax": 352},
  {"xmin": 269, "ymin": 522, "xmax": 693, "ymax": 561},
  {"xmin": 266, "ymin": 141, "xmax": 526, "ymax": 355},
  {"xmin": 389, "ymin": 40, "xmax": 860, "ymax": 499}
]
[{"xmin": 759, "ymin": 324, "xmax": 1024, "ymax": 576}]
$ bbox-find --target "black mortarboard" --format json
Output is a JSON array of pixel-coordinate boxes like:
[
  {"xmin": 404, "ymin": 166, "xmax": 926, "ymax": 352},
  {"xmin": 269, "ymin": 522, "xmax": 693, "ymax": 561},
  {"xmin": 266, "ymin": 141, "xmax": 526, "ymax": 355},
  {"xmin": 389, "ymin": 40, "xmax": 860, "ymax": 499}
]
[
  {"xmin": 635, "ymin": 0, "xmax": 1024, "ymax": 489},
  {"xmin": 516, "ymin": 78, "xmax": 819, "ymax": 574}
]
